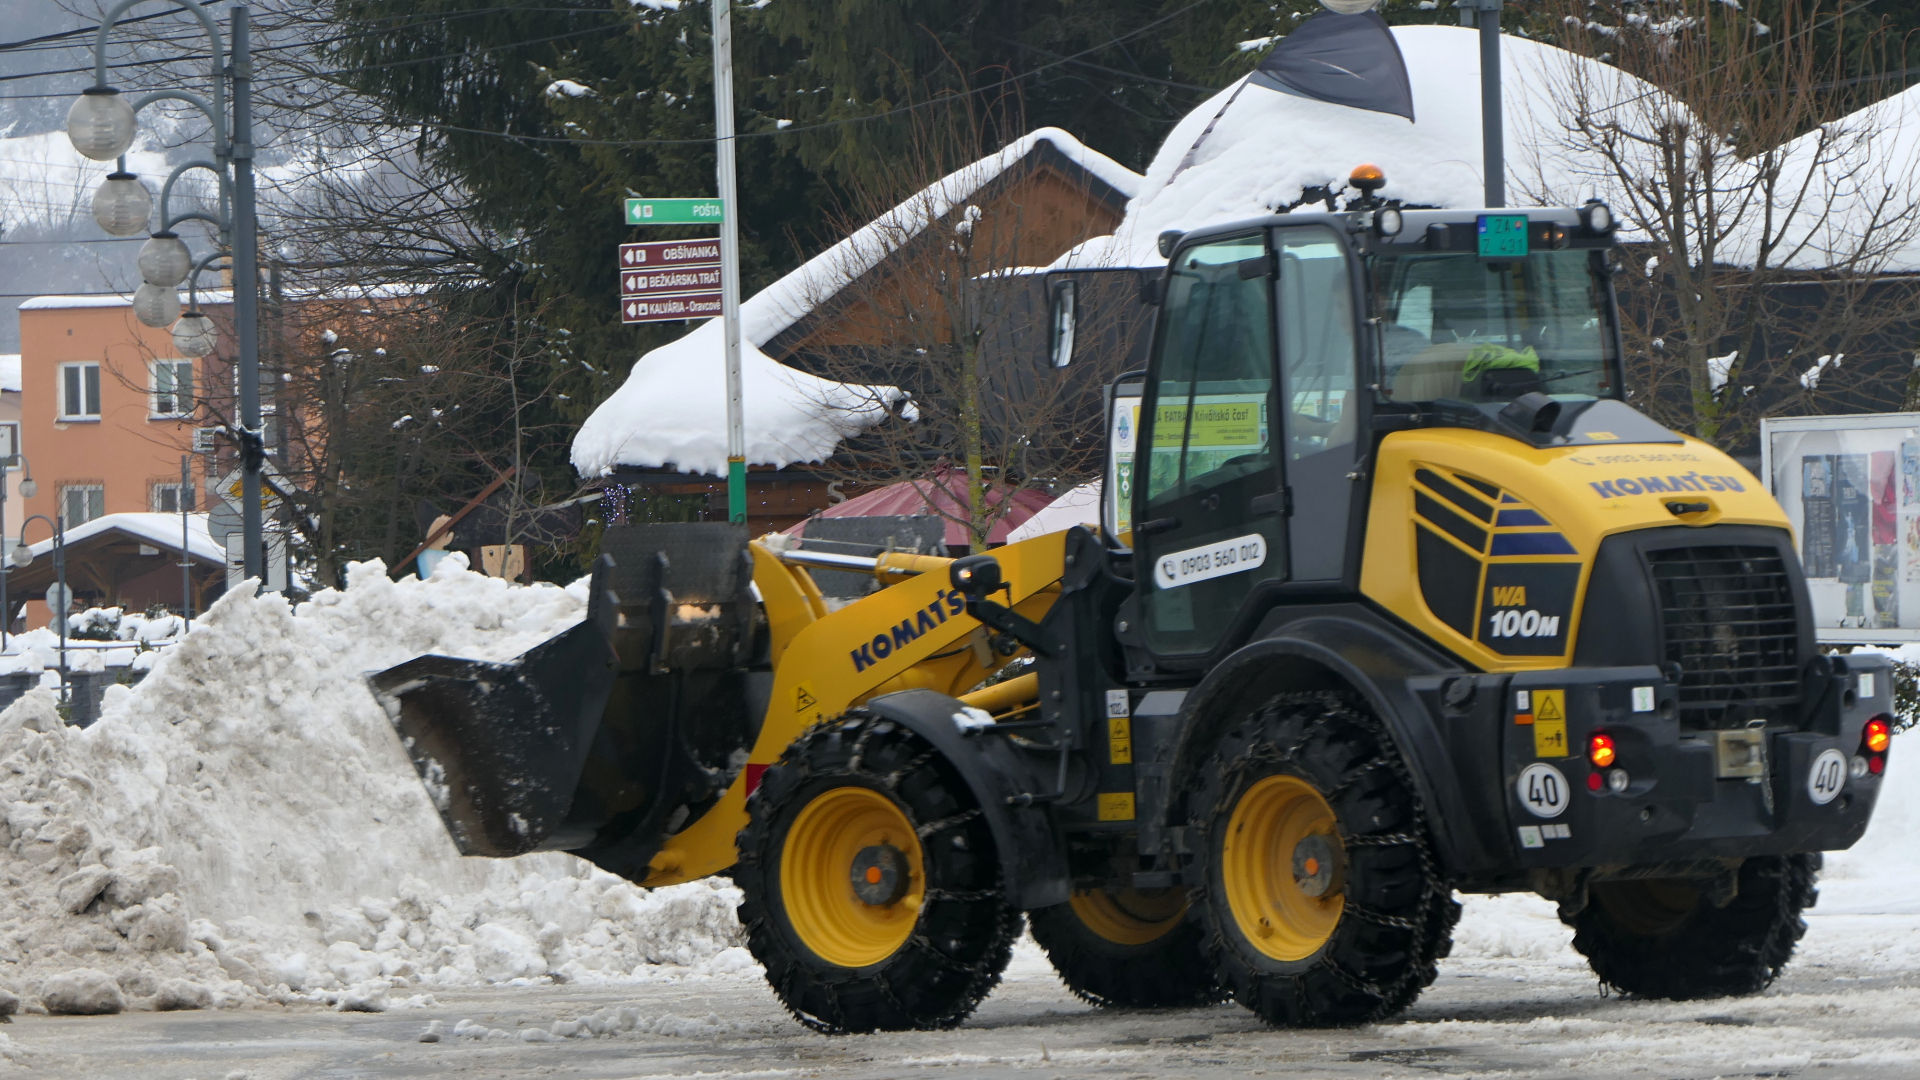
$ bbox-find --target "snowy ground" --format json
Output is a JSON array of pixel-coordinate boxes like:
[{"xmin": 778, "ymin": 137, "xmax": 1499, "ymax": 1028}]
[
  {"xmin": 13, "ymin": 902, "xmax": 1920, "ymax": 1079},
  {"xmin": 3, "ymin": 558, "xmax": 1914, "ymax": 1076}
]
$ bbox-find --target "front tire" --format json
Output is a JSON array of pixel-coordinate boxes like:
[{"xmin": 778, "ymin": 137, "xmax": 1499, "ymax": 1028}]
[
  {"xmin": 1188, "ymin": 691, "xmax": 1458, "ymax": 1027},
  {"xmin": 736, "ymin": 713, "xmax": 1020, "ymax": 1033},
  {"xmin": 1027, "ymin": 886, "xmax": 1221, "ymax": 1008},
  {"xmin": 1566, "ymin": 854, "xmax": 1819, "ymax": 999}
]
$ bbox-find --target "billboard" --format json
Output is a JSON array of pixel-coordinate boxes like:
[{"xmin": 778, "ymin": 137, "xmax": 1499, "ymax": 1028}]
[{"xmin": 1763, "ymin": 412, "xmax": 1920, "ymax": 642}]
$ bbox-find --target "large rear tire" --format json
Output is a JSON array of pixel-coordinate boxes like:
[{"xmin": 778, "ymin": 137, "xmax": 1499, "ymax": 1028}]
[
  {"xmin": 1188, "ymin": 691, "xmax": 1458, "ymax": 1027},
  {"xmin": 1565, "ymin": 854, "xmax": 1819, "ymax": 999},
  {"xmin": 1027, "ymin": 886, "xmax": 1221, "ymax": 1008},
  {"xmin": 735, "ymin": 712, "xmax": 1020, "ymax": 1033}
]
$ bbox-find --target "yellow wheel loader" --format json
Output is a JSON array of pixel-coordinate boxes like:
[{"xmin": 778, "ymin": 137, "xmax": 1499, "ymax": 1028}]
[{"xmin": 373, "ymin": 183, "xmax": 1893, "ymax": 1033}]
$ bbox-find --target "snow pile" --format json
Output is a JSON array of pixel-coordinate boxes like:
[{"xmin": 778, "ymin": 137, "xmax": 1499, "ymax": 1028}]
[
  {"xmin": 0, "ymin": 554, "xmax": 743, "ymax": 1014},
  {"xmin": 570, "ymin": 128, "xmax": 1142, "ymax": 477}
]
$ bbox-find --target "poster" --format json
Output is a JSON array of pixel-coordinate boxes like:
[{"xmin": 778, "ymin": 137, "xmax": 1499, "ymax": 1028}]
[
  {"xmin": 1767, "ymin": 414, "xmax": 1920, "ymax": 641},
  {"xmin": 1835, "ymin": 454, "xmax": 1870, "ymax": 585},
  {"xmin": 1801, "ymin": 456, "xmax": 1836, "ymax": 579}
]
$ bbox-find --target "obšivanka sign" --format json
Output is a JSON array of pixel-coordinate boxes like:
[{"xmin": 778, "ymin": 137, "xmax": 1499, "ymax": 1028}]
[{"xmin": 1154, "ymin": 533, "xmax": 1267, "ymax": 590}]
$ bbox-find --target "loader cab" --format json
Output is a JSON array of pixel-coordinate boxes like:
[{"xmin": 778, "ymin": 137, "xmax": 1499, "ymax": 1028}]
[{"xmin": 1114, "ymin": 201, "xmax": 1624, "ymax": 671}]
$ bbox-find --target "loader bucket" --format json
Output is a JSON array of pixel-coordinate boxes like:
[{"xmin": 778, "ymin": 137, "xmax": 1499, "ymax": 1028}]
[{"xmin": 370, "ymin": 523, "xmax": 766, "ymax": 880}]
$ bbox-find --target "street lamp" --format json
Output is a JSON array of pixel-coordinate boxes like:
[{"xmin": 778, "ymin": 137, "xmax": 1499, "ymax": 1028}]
[
  {"xmin": 12, "ymin": 514, "xmax": 66, "ymax": 704},
  {"xmin": 70, "ymin": 1, "xmax": 264, "ymax": 581}
]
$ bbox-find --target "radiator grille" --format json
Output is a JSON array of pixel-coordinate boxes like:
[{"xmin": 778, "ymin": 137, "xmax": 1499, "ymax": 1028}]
[{"xmin": 1646, "ymin": 545, "xmax": 1801, "ymax": 728}]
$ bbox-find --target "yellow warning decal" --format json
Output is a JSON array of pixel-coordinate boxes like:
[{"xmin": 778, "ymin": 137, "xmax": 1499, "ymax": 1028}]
[
  {"xmin": 1097, "ymin": 793, "xmax": 1136, "ymax": 821},
  {"xmin": 1108, "ymin": 716, "xmax": 1133, "ymax": 765},
  {"xmin": 794, "ymin": 680, "xmax": 820, "ymax": 713},
  {"xmin": 1532, "ymin": 689, "xmax": 1569, "ymax": 757}
]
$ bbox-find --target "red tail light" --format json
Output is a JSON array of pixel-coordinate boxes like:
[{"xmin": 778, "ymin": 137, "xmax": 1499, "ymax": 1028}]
[
  {"xmin": 1588, "ymin": 732, "xmax": 1617, "ymax": 769},
  {"xmin": 1864, "ymin": 716, "xmax": 1892, "ymax": 755}
]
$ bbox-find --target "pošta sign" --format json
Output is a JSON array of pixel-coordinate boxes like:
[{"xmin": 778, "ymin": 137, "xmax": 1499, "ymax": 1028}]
[
  {"xmin": 617, "ymin": 240, "xmax": 723, "ymax": 325},
  {"xmin": 624, "ymin": 198, "xmax": 724, "ymax": 225}
]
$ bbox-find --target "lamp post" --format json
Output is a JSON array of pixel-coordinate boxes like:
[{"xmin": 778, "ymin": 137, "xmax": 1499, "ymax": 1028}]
[
  {"xmin": 12, "ymin": 515, "xmax": 65, "ymax": 703},
  {"xmin": 0, "ymin": 454, "xmax": 38, "ymax": 654},
  {"xmin": 69, "ymin": 1, "xmax": 263, "ymax": 581}
]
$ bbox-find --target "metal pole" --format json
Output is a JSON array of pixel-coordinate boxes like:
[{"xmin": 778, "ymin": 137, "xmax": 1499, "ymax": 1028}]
[
  {"xmin": 1, "ymin": 466, "xmax": 8, "ymax": 655},
  {"xmin": 1478, "ymin": 0, "xmax": 1505, "ymax": 208},
  {"xmin": 231, "ymin": 5, "xmax": 264, "ymax": 580},
  {"xmin": 181, "ymin": 454, "xmax": 194, "ymax": 621},
  {"xmin": 710, "ymin": 0, "xmax": 747, "ymax": 524},
  {"xmin": 54, "ymin": 520, "xmax": 65, "ymax": 703}
]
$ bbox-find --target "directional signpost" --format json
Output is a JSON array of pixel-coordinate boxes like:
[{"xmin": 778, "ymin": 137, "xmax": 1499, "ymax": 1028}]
[
  {"xmin": 624, "ymin": 198, "xmax": 725, "ymax": 225},
  {"xmin": 617, "ymin": 0, "xmax": 747, "ymax": 523},
  {"xmin": 618, "ymin": 239, "xmax": 724, "ymax": 325}
]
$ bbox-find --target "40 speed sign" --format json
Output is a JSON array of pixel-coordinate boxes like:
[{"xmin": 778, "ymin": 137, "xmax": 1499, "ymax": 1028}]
[{"xmin": 1517, "ymin": 762, "xmax": 1570, "ymax": 818}]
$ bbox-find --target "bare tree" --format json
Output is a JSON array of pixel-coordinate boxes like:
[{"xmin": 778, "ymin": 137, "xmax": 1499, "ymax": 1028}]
[
  {"xmin": 790, "ymin": 98, "xmax": 1146, "ymax": 548},
  {"xmin": 1530, "ymin": 0, "xmax": 1920, "ymax": 451}
]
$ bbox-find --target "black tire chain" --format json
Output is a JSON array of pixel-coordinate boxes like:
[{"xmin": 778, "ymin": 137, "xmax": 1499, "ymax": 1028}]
[
  {"xmin": 736, "ymin": 710, "xmax": 1023, "ymax": 1034},
  {"xmin": 1188, "ymin": 690, "xmax": 1461, "ymax": 1023},
  {"xmin": 1570, "ymin": 851, "xmax": 1821, "ymax": 999}
]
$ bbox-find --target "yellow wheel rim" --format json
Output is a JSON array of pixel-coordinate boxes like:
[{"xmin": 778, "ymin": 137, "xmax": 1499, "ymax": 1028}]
[
  {"xmin": 779, "ymin": 785, "xmax": 926, "ymax": 968},
  {"xmin": 1220, "ymin": 773, "xmax": 1345, "ymax": 962},
  {"xmin": 1069, "ymin": 886, "xmax": 1188, "ymax": 946}
]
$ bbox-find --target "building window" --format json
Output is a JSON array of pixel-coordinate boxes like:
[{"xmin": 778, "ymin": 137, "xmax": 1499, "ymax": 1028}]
[
  {"xmin": 60, "ymin": 485, "xmax": 105, "ymax": 529},
  {"xmin": 60, "ymin": 363, "xmax": 101, "ymax": 420},
  {"xmin": 0, "ymin": 422, "xmax": 17, "ymax": 467},
  {"xmin": 152, "ymin": 359, "xmax": 194, "ymax": 418},
  {"xmin": 152, "ymin": 482, "xmax": 187, "ymax": 513}
]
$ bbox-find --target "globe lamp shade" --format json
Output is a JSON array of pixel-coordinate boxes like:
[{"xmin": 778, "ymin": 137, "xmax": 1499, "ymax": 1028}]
[
  {"xmin": 1320, "ymin": 0, "xmax": 1379, "ymax": 11},
  {"xmin": 138, "ymin": 232, "xmax": 193, "ymax": 287},
  {"xmin": 172, "ymin": 311, "xmax": 218, "ymax": 358},
  {"xmin": 93, "ymin": 173, "xmax": 152, "ymax": 237},
  {"xmin": 67, "ymin": 88, "xmax": 137, "ymax": 162},
  {"xmin": 133, "ymin": 282, "xmax": 181, "ymax": 328}
]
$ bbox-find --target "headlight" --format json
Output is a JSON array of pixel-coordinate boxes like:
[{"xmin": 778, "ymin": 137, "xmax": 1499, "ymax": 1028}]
[
  {"xmin": 1580, "ymin": 200, "xmax": 1615, "ymax": 235},
  {"xmin": 1375, "ymin": 207, "xmax": 1403, "ymax": 238}
]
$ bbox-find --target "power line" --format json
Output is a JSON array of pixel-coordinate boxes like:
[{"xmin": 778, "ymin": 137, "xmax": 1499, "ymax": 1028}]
[{"xmin": 0, "ymin": 0, "xmax": 220, "ymax": 53}]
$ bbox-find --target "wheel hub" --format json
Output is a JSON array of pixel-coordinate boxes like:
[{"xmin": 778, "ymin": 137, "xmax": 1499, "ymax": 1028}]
[
  {"xmin": 850, "ymin": 843, "xmax": 911, "ymax": 906},
  {"xmin": 1219, "ymin": 773, "xmax": 1347, "ymax": 962},
  {"xmin": 1291, "ymin": 833, "xmax": 1340, "ymax": 898}
]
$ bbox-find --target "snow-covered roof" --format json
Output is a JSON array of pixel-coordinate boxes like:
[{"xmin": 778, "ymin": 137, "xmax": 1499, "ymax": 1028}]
[
  {"xmin": 0, "ymin": 355, "xmax": 18, "ymax": 394},
  {"xmin": 18, "ymin": 290, "xmax": 235, "ymax": 311},
  {"xmin": 27, "ymin": 512, "xmax": 223, "ymax": 563},
  {"xmin": 1064, "ymin": 26, "xmax": 1656, "ymax": 268},
  {"xmin": 1005, "ymin": 480, "xmax": 1102, "ymax": 544},
  {"xmin": 571, "ymin": 128, "xmax": 1142, "ymax": 477}
]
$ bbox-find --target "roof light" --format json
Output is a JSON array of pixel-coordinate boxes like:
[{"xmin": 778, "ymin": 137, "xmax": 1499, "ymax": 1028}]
[
  {"xmin": 1374, "ymin": 207, "xmax": 1404, "ymax": 238},
  {"xmin": 1588, "ymin": 732, "xmax": 1617, "ymax": 769},
  {"xmin": 1579, "ymin": 199, "xmax": 1615, "ymax": 235},
  {"xmin": 1349, "ymin": 163, "xmax": 1386, "ymax": 194},
  {"xmin": 1864, "ymin": 716, "xmax": 1891, "ymax": 754}
]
